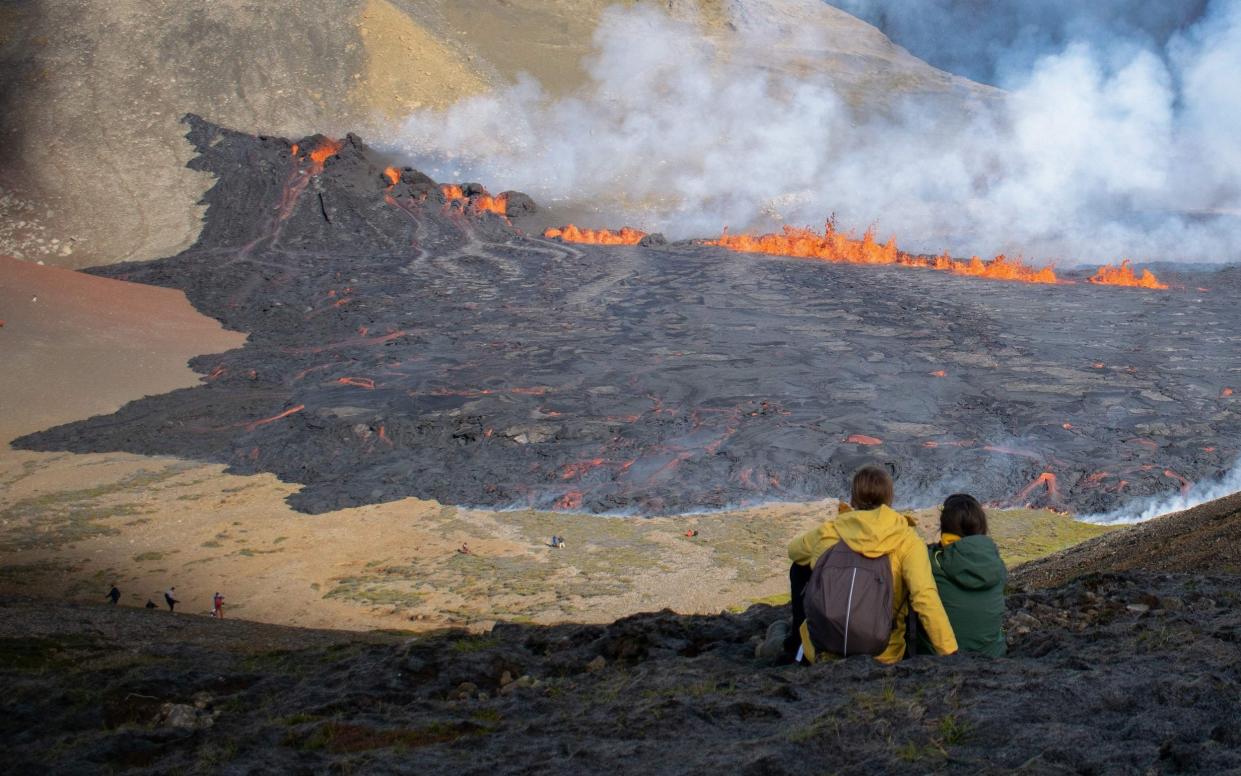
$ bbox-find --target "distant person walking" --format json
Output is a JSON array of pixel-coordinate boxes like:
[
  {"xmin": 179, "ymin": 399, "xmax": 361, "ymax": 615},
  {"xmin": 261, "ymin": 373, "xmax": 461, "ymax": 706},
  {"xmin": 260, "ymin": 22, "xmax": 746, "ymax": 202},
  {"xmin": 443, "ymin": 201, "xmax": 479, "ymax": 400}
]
[
  {"xmin": 212, "ymin": 592, "xmax": 225, "ymax": 619},
  {"xmin": 165, "ymin": 586, "xmax": 179, "ymax": 613},
  {"xmin": 106, "ymin": 584, "xmax": 121, "ymax": 605}
]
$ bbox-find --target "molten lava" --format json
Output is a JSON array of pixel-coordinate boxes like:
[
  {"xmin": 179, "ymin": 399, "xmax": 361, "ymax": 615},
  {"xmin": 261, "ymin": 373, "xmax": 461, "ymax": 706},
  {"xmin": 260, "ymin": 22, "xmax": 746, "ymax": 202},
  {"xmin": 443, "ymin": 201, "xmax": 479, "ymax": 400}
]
[
  {"xmin": 1014, "ymin": 472, "xmax": 1059, "ymax": 503},
  {"xmin": 698, "ymin": 220, "xmax": 1170, "ymax": 290},
  {"xmin": 706, "ymin": 222, "xmax": 1060, "ymax": 285},
  {"xmin": 845, "ymin": 434, "xmax": 883, "ymax": 445},
  {"xmin": 543, "ymin": 225, "xmax": 647, "ymax": 245},
  {"xmin": 245, "ymin": 404, "xmax": 305, "ymax": 432},
  {"xmin": 383, "ymin": 166, "xmax": 400, "ymax": 187},
  {"xmin": 440, "ymin": 184, "xmax": 509, "ymax": 215},
  {"xmin": 1089, "ymin": 260, "xmax": 1168, "ymax": 290},
  {"xmin": 294, "ymin": 138, "xmax": 344, "ymax": 174}
]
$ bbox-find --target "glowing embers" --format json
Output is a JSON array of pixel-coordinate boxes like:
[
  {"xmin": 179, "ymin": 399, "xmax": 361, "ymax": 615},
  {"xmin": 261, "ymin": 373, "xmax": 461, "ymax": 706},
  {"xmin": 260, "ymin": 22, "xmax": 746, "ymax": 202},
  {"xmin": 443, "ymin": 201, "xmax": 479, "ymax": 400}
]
[
  {"xmin": 440, "ymin": 184, "xmax": 508, "ymax": 215},
  {"xmin": 543, "ymin": 225, "xmax": 648, "ymax": 245},
  {"xmin": 1088, "ymin": 260, "xmax": 1169, "ymax": 289},
  {"xmin": 707, "ymin": 221, "xmax": 1060, "ymax": 285}
]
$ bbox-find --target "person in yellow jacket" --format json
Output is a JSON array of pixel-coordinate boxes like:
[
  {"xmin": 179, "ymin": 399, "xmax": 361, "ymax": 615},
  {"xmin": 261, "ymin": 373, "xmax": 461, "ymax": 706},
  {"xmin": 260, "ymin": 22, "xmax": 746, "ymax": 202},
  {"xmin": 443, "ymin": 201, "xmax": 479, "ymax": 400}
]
[{"xmin": 786, "ymin": 465, "xmax": 958, "ymax": 663}]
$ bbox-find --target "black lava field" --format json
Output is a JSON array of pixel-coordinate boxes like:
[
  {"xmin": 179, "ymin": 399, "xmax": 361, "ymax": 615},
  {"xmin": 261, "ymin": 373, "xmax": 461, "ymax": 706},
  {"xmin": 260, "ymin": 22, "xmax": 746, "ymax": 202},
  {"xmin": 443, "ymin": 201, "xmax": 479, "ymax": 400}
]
[{"xmin": 16, "ymin": 116, "xmax": 1241, "ymax": 515}]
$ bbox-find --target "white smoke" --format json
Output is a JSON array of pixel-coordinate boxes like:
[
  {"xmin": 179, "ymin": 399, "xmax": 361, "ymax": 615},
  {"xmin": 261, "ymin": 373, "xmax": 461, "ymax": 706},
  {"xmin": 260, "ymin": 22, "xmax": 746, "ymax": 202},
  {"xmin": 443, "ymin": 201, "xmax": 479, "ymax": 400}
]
[
  {"xmin": 1080, "ymin": 458, "xmax": 1241, "ymax": 524},
  {"xmin": 381, "ymin": 0, "xmax": 1241, "ymax": 263}
]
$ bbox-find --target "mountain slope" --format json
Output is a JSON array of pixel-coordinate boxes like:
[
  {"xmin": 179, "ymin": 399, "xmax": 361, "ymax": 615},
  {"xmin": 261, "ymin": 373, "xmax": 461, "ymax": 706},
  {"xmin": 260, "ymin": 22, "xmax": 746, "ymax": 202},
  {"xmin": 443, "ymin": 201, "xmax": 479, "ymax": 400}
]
[{"xmin": 0, "ymin": 0, "xmax": 996, "ymax": 268}]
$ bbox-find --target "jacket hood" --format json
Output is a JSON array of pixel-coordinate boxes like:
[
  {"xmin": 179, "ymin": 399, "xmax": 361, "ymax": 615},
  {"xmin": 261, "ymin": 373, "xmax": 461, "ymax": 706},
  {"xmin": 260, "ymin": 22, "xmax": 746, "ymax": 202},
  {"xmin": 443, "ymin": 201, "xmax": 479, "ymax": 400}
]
[
  {"xmin": 934, "ymin": 535, "xmax": 1007, "ymax": 590},
  {"xmin": 835, "ymin": 505, "xmax": 917, "ymax": 558}
]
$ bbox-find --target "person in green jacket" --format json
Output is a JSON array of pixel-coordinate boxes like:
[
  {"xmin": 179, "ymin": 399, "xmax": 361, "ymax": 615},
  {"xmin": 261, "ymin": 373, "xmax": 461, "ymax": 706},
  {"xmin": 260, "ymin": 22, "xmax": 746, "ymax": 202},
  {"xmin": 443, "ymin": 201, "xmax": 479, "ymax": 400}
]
[{"xmin": 916, "ymin": 493, "xmax": 1007, "ymax": 656}]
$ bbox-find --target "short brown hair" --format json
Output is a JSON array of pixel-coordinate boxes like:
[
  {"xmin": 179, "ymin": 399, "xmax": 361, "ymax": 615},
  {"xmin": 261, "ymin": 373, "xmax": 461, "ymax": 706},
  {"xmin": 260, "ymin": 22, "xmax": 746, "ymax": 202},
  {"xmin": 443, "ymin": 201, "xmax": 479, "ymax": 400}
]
[
  {"xmin": 851, "ymin": 465, "xmax": 894, "ymax": 510},
  {"xmin": 940, "ymin": 493, "xmax": 987, "ymax": 536}
]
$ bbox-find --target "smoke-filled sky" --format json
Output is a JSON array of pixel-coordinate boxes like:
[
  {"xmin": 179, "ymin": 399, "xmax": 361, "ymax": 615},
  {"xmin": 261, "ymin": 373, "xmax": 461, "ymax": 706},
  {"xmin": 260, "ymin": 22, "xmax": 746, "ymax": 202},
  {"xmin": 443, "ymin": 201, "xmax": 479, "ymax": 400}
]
[{"xmin": 383, "ymin": 0, "xmax": 1241, "ymax": 265}]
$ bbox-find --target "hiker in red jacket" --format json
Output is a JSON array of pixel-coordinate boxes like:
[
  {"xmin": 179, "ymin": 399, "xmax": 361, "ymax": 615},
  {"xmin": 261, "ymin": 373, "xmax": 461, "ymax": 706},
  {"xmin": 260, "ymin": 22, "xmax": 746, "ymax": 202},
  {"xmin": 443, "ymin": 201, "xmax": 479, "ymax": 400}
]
[{"xmin": 212, "ymin": 592, "xmax": 224, "ymax": 618}]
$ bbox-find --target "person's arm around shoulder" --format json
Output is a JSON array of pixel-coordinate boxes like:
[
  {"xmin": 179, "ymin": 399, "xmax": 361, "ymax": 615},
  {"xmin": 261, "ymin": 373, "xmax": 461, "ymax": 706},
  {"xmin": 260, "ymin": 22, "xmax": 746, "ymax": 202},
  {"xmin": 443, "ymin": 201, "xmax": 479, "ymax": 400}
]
[{"xmin": 901, "ymin": 532, "xmax": 959, "ymax": 655}]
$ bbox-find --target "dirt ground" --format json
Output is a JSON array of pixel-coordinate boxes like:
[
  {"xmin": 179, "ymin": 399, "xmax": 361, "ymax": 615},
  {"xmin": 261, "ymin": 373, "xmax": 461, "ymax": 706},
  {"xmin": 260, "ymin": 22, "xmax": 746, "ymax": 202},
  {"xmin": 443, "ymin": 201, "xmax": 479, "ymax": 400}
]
[{"xmin": 0, "ymin": 258, "xmax": 1108, "ymax": 633}]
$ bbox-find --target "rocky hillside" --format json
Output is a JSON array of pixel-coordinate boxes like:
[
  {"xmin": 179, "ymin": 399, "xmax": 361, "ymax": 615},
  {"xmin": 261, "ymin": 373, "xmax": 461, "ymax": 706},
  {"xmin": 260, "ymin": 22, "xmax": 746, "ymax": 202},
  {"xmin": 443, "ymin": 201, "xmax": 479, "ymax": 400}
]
[
  {"xmin": 5, "ymin": 503, "xmax": 1240, "ymax": 772},
  {"xmin": 1013, "ymin": 491, "xmax": 1241, "ymax": 588},
  {"xmin": 0, "ymin": 0, "xmax": 995, "ymax": 268}
]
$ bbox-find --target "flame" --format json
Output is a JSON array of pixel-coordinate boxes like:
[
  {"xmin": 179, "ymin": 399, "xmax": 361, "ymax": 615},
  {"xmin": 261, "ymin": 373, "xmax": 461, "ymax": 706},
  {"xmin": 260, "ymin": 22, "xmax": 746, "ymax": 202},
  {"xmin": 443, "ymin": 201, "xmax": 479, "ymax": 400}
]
[
  {"xmin": 440, "ymin": 184, "xmax": 509, "ymax": 215},
  {"xmin": 383, "ymin": 166, "xmax": 400, "ymax": 186},
  {"xmin": 706, "ymin": 222, "xmax": 1060, "ymax": 285},
  {"xmin": 1088, "ymin": 260, "xmax": 1168, "ymax": 289},
  {"xmin": 543, "ymin": 225, "xmax": 647, "ymax": 245}
]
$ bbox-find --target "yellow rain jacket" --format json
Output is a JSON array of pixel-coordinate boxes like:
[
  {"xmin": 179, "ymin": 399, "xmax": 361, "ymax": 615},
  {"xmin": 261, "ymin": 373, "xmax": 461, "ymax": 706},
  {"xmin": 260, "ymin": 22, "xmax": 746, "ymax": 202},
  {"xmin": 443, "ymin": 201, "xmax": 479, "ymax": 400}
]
[{"xmin": 788, "ymin": 505, "xmax": 958, "ymax": 663}]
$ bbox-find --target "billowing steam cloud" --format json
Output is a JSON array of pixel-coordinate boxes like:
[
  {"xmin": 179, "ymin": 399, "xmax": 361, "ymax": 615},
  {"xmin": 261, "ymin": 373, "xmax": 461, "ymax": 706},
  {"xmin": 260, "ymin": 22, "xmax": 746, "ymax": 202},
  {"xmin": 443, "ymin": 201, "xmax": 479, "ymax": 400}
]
[{"xmin": 383, "ymin": 0, "xmax": 1241, "ymax": 264}]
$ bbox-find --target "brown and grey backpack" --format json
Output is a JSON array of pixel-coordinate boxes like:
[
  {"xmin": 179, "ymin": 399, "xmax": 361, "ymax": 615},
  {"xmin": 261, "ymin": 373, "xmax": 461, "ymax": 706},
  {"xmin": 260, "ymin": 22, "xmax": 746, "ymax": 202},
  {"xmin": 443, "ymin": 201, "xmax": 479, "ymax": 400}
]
[{"xmin": 802, "ymin": 541, "xmax": 894, "ymax": 656}]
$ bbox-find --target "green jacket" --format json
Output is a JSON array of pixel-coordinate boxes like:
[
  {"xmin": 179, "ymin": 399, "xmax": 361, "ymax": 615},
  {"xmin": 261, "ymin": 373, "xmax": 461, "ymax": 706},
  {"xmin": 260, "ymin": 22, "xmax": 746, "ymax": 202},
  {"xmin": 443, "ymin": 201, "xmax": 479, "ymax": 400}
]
[{"xmin": 916, "ymin": 535, "xmax": 1007, "ymax": 656}]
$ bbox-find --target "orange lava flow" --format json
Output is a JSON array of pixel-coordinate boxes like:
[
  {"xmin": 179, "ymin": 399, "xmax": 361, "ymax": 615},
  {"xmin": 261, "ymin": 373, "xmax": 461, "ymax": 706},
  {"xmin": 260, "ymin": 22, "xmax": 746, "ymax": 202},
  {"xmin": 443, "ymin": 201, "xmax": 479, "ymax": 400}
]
[
  {"xmin": 383, "ymin": 166, "xmax": 400, "ymax": 186},
  {"xmin": 1088, "ymin": 260, "xmax": 1168, "ymax": 289},
  {"xmin": 706, "ymin": 222, "xmax": 1059, "ymax": 285},
  {"xmin": 845, "ymin": 434, "xmax": 883, "ymax": 446},
  {"xmin": 543, "ymin": 225, "xmax": 647, "ymax": 245},
  {"xmin": 245, "ymin": 404, "xmax": 305, "ymax": 432},
  {"xmin": 555, "ymin": 491, "xmax": 584, "ymax": 510},
  {"xmin": 1163, "ymin": 468, "xmax": 1192, "ymax": 495},
  {"xmin": 337, "ymin": 377, "xmax": 376, "ymax": 390},
  {"xmin": 301, "ymin": 139, "xmax": 343, "ymax": 173},
  {"xmin": 440, "ymin": 184, "xmax": 509, "ymax": 215},
  {"xmin": 1015, "ymin": 472, "xmax": 1059, "ymax": 503}
]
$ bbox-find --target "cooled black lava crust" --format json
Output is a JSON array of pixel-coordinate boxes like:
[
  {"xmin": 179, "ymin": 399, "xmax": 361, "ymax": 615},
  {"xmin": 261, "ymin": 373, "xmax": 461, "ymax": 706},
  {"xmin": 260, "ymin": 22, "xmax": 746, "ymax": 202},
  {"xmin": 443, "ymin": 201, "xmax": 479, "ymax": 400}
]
[{"xmin": 15, "ymin": 116, "xmax": 1241, "ymax": 514}]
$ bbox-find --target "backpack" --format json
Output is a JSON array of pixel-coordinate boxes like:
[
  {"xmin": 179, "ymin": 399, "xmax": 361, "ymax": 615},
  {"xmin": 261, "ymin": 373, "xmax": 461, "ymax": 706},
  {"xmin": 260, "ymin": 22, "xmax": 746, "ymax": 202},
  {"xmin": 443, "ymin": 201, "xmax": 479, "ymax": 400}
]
[{"xmin": 803, "ymin": 540, "xmax": 895, "ymax": 656}]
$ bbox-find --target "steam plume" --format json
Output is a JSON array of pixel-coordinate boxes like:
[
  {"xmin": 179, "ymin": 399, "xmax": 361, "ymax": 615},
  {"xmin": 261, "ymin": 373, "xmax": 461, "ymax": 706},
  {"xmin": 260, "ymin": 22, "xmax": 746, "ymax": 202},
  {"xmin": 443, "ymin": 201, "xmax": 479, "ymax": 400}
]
[
  {"xmin": 382, "ymin": 1, "xmax": 1241, "ymax": 264},
  {"xmin": 1081, "ymin": 458, "xmax": 1241, "ymax": 524}
]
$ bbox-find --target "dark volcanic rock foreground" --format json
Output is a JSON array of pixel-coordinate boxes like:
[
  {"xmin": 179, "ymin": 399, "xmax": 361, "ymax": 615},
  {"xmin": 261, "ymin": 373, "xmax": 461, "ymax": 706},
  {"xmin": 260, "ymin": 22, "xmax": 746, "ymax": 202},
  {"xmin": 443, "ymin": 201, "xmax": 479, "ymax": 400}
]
[
  {"xmin": 15, "ymin": 116, "xmax": 1241, "ymax": 514},
  {"xmin": 3, "ymin": 571, "xmax": 1240, "ymax": 774}
]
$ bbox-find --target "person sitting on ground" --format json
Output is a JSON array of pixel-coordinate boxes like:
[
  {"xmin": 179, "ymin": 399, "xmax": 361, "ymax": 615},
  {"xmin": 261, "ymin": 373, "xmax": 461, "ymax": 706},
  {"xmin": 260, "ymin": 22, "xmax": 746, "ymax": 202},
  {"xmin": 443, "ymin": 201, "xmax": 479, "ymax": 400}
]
[
  {"xmin": 458, "ymin": 543, "xmax": 471, "ymax": 555},
  {"xmin": 165, "ymin": 586, "xmax": 179, "ymax": 613},
  {"xmin": 106, "ymin": 584, "xmax": 121, "ymax": 605},
  {"xmin": 916, "ymin": 494, "xmax": 1007, "ymax": 657},
  {"xmin": 780, "ymin": 465, "xmax": 958, "ymax": 664}
]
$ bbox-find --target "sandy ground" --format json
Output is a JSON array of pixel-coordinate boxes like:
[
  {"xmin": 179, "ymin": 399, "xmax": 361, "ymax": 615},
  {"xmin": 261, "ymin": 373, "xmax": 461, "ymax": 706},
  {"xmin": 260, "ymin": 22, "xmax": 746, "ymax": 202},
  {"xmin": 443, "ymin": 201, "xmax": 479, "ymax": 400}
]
[{"xmin": 0, "ymin": 258, "xmax": 1108, "ymax": 634}]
